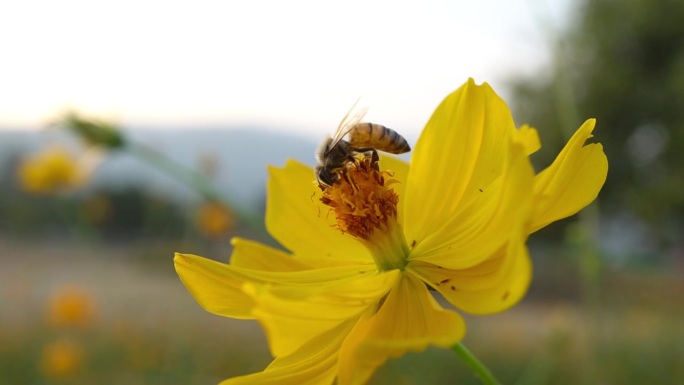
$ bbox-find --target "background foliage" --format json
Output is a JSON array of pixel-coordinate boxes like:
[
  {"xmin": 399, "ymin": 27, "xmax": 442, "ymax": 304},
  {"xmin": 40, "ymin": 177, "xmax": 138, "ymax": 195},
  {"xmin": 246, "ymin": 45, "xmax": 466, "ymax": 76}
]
[{"xmin": 510, "ymin": 0, "xmax": 684, "ymax": 262}]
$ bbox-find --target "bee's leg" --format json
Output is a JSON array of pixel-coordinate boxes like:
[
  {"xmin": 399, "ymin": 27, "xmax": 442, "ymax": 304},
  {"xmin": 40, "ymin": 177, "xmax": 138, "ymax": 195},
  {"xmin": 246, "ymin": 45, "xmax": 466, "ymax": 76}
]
[
  {"xmin": 370, "ymin": 149, "xmax": 379, "ymax": 163},
  {"xmin": 354, "ymin": 147, "xmax": 380, "ymax": 172},
  {"xmin": 369, "ymin": 149, "xmax": 380, "ymax": 171},
  {"xmin": 332, "ymin": 171, "xmax": 343, "ymax": 184},
  {"xmin": 352, "ymin": 147, "xmax": 379, "ymax": 162}
]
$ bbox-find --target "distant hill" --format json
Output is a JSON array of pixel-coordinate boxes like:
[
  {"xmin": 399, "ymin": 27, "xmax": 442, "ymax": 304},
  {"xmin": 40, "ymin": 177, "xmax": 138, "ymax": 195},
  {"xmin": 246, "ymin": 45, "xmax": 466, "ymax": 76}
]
[{"xmin": 0, "ymin": 126, "xmax": 319, "ymax": 212}]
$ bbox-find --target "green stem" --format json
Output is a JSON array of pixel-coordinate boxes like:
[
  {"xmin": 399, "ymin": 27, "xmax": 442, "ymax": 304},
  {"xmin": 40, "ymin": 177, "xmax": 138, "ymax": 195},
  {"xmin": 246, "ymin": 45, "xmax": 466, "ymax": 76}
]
[
  {"xmin": 127, "ymin": 142, "xmax": 220, "ymax": 202},
  {"xmin": 51, "ymin": 197, "xmax": 98, "ymax": 244},
  {"xmin": 124, "ymin": 141, "xmax": 263, "ymax": 232},
  {"xmin": 452, "ymin": 343, "xmax": 502, "ymax": 385}
]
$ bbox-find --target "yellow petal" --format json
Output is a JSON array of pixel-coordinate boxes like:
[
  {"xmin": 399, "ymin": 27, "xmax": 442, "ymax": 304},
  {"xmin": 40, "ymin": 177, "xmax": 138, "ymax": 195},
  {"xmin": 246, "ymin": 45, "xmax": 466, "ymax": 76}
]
[
  {"xmin": 409, "ymin": 234, "xmax": 532, "ymax": 315},
  {"xmin": 175, "ymin": 253, "xmax": 255, "ymax": 319},
  {"xmin": 403, "ymin": 79, "xmax": 517, "ymax": 245},
  {"xmin": 409, "ymin": 143, "xmax": 534, "ymax": 270},
  {"xmin": 266, "ymin": 160, "xmax": 371, "ymax": 261},
  {"xmin": 229, "ymin": 237, "xmax": 370, "ymax": 271},
  {"xmin": 378, "ymin": 155, "xmax": 409, "ymax": 197},
  {"xmin": 378, "ymin": 155, "xmax": 410, "ymax": 225},
  {"xmin": 247, "ymin": 270, "xmax": 399, "ymax": 357},
  {"xmin": 229, "ymin": 237, "xmax": 308, "ymax": 271},
  {"xmin": 337, "ymin": 273, "xmax": 465, "ymax": 385},
  {"xmin": 529, "ymin": 119, "xmax": 608, "ymax": 233},
  {"xmin": 515, "ymin": 124, "xmax": 541, "ymax": 156},
  {"xmin": 221, "ymin": 318, "xmax": 355, "ymax": 385},
  {"xmin": 174, "ymin": 253, "xmax": 372, "ymax": 320}
]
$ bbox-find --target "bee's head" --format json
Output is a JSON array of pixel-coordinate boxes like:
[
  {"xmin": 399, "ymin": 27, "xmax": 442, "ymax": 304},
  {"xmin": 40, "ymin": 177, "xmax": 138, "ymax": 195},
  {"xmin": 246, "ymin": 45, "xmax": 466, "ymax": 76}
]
[
  {"xmin": 315, "ymin": 136, "xmax": 333, "ymax": 163},
  {"xmin": 315, "ymin": 165, "xmax": 335, "ymax": 190}
]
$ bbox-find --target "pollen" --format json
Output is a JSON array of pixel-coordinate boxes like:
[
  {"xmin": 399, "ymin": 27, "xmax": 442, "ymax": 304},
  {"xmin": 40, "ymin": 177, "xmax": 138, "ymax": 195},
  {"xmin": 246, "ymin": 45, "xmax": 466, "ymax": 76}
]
[{"xmin": 320, "ymin": 155, "xmax": 399, "ymax": 240}]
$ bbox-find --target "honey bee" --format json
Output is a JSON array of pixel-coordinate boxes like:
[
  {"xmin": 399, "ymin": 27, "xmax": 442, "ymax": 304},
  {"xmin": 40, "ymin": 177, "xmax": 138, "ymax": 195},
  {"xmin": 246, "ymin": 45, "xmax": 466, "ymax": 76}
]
[{"xmin": 315, "ymin": 104, "xmax": 411, "ymax": 189}]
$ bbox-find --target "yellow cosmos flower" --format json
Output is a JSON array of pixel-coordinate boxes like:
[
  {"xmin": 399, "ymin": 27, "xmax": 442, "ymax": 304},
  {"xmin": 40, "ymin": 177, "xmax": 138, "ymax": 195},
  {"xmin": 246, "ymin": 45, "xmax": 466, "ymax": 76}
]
[
  {"xmin": 17, "ymin": 144, "xmax": 100, "ymax": 194},
  {"xmin": 175, "ymin": 79, "xmax": 608, "ymax": 385}
]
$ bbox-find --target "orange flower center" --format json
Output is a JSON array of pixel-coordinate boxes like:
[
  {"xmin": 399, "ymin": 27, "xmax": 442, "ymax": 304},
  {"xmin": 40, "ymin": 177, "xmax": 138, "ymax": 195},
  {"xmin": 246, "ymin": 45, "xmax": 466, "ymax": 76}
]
[{"xmin": 320, "ymin": 155, "xmax": 409, "ymax": 271}]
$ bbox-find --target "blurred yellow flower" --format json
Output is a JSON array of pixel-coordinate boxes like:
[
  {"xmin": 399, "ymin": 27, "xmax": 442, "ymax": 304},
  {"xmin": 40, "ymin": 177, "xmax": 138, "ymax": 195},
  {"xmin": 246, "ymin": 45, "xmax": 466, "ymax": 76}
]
[
  {"xmin": 47, "ymin": 285, "xmax": 97, "ymax": 329},
  {"xmin": 195, "ymin": 201, "xmax": 235, "ymax": 238},
  {"xmin": 17, "ymin": 145, "xmax": 99, "ymax": 194},
  {"xmin": 40, "ymin": 338, "xmax": 84, "ymax": 378},
  {"xmin": 175, "ymin": 79, "xmax": 608, "ymax": 384}
]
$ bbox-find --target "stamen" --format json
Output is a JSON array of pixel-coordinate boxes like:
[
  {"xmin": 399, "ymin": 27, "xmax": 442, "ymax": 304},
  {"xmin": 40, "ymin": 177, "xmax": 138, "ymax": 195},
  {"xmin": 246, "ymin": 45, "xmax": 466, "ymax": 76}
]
[
  {"xmin": 320, "ymin": 155, "xmax": 409, "ymax": 271},
  {"xmin": 320, "ymin": 156, "xmax": 396, "ymax": 239}
]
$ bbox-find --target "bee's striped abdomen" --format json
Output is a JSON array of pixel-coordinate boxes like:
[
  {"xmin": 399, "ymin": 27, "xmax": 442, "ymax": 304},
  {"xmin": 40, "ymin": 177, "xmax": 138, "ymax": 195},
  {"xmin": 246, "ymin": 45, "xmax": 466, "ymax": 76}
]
[{"xmin": 349, "ymin": 122, "xmax": 411, "ymax": 154}]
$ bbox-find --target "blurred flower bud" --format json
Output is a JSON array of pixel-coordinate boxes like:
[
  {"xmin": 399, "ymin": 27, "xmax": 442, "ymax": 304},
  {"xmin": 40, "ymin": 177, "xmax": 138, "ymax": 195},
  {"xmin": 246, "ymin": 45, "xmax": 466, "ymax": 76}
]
[{"xmin": 58, "ymin": 112, "xmax": 126, "ymax": 149}]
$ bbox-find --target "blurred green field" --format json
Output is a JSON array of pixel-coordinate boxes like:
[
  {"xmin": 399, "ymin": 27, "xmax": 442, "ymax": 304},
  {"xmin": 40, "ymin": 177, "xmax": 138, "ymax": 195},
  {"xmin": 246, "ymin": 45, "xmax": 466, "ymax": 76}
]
[{"xmin": 2, "ymin": 239, "xmax": 682, "ymax": 385}]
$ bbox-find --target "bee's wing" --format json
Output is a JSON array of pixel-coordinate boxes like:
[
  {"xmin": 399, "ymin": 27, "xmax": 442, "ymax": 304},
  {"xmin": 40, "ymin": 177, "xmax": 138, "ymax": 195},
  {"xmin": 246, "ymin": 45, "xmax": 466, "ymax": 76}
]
[{"xmin": 328, "ymin": 100, "xmax": 368, "ymax": 151}]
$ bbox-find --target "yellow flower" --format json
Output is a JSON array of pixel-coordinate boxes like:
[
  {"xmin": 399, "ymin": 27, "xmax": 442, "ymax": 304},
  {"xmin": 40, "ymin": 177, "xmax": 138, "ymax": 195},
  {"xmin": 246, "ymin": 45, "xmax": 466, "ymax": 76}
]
[
  {"xmin": 47, "ymin": 285, "xmax": 97, "ymax": 329},
  {"xmin": 17, "ymin": 144, "xmax": 100, "ymax": 194},
  {"xmin": 195, "ymin": 201, "xmax": 235, "ymax": 238},
  {"xmin": 175, "ymin": 79, "xmax": 608, "ymax": 385},
  {"xmin": 40, "ymin": 338, "xmax": 84, "ymax": 378}
]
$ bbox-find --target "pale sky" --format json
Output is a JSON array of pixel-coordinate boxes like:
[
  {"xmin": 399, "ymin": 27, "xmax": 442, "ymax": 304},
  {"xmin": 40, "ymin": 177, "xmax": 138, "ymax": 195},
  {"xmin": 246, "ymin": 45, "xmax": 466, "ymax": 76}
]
[{"xmin": 0, "ymin": 0, "xmax": 572, "ymax": 140}]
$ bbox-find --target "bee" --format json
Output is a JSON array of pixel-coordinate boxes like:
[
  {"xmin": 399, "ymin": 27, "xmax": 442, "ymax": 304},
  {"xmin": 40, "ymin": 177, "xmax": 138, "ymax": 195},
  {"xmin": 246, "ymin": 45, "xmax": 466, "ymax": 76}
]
[{"xmin": 315, "ymin": 104, "xmax": 411, "ymax": 189}]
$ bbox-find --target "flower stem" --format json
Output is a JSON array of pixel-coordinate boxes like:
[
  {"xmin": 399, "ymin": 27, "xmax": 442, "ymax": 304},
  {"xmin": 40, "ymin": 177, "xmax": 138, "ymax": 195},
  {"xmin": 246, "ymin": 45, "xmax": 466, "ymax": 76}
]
[
  {"xmin": 452, "ymin": 343, "xmax": 502, "ymax": 385},
  {"xmin": 125, "ymin": 142, "xmax": 264, "ymax": 232},
  {"xmin": 127, "ymin": 142, "xmax": 221, "ymax": 203}
]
